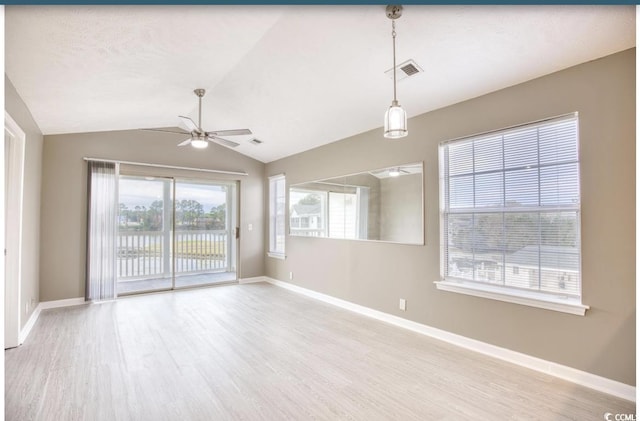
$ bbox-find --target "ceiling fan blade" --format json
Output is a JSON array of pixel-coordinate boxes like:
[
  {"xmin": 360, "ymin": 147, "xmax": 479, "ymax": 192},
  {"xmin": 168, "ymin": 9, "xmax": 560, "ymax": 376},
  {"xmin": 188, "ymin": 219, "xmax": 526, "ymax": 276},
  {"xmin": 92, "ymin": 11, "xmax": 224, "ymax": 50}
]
[
  {"xmin": 178, "ymin": 115, "xmax": 199, "ymax": 132},
  {"xmin": 141, "ymin": 128, "xmax": 190, "ymax": 135},
  {"xmin": 210, "ymin": 136, "xmax": 240, "ymax": 148},
  {"xmin": 208, "ymin": 129, "xmax": 252, "ymax": 137},
  {"xmin": 177, "ymin": 138, "xmax": 192, "ymax": 147}
]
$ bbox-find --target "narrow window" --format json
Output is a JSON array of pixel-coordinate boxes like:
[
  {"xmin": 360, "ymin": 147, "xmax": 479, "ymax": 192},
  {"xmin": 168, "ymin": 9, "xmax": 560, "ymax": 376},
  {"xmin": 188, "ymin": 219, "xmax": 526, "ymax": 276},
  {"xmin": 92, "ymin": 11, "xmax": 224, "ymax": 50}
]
[{"xmin": 268, "ymin": 174, "xmax": 286, "ymax": 258}]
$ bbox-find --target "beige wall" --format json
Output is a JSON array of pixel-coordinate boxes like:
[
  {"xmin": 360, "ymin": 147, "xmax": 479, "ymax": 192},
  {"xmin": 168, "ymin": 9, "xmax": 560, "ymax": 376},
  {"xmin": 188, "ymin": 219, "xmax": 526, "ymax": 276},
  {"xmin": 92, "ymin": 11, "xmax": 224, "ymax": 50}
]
[
  {"xmin": 265, "ymin": 49, "xmax": 635, "ymax": 385},
  {"xmin": 40, "ymin": 129, "xmax": 265, "ymax": 301},
  {"xmin": 5, "ymin": 75, "xmax": 44, "ymax": 329}
]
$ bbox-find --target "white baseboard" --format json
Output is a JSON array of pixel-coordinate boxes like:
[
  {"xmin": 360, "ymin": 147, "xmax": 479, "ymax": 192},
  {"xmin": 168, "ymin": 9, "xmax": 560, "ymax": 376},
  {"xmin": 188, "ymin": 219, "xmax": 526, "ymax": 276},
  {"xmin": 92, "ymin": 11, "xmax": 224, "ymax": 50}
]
[
  {"xmin": 263, "ymin": 277, "xmax": 635, "ymax": 402},
  {"xmin": 39, "ymin": 297, "xmax": 86, "ymax": 310},
  {"xmin": 18, "ymin": 297, "xmax": 87, "ymax": 344},
  {"xmin": 239, "ymin": 276, "xmax": 268, "ymax": 284},
  {"xmin": 18, "ymin": 306, "xmax": 41, "ymax": 344}
]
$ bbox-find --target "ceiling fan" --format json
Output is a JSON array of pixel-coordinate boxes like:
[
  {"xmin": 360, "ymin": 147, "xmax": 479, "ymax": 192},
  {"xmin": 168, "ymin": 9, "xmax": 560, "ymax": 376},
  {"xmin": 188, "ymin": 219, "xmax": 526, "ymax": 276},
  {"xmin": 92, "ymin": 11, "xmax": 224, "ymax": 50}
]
[{"xmin": 143, "ymin": 88, "xmax": 252, "ymax": 149}]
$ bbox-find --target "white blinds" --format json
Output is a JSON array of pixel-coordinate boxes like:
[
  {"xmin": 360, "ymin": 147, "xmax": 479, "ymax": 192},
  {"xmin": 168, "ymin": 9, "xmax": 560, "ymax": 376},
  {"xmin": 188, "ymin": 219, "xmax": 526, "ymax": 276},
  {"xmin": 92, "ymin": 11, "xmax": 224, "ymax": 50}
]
[
  {"xmin": 439, "ymin": 114, "xmax": 581, "ymax": 298},
  {"xmin": 269, "ymin": 175, "xmax": 286, "ymax": 255},
  {"xmin": 86, "ymin": 160, "xmax": 119, "ymax": 301}
]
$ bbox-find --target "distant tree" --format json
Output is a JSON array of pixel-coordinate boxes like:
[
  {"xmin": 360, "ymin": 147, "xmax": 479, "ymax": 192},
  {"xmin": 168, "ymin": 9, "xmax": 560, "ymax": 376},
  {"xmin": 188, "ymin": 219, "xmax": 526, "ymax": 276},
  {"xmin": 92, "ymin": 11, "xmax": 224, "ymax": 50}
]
[
  {"xmin": 208, "ymin": 204, "xmax": 226, "ymax": 230},
  {"xmin": 450, "ymin": 212, "xmax": 577, "ymax": 253},
  {"xmin": 176, "ymin": 199, "xmax": 204, "ymax": 228},
  {"xmin": 144, "ymin": 200, "xmax": 163, "ymax": 231},
  {"xmin": 298, "ymin": 193, "xmax": 321, "ymax": 205}
]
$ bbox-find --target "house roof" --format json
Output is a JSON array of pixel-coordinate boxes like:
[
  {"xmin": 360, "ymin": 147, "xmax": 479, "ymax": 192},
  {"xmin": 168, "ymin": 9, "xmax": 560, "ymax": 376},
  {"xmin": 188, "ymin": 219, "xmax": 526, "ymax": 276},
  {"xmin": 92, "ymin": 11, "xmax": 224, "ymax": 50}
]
[
  {"xmin": 291, "ymin": 203, "xmax": 322, "ymax": 217},
  {"xmin": 506, "ymin": 245, "xmax": 580, "ymax": 272}
]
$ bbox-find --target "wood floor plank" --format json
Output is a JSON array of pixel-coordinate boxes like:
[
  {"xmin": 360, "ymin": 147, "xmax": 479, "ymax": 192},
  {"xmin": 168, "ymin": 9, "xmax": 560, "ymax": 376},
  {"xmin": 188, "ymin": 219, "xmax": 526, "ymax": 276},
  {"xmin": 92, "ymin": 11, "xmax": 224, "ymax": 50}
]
[{"xmin": 5, "ymin": 282, "xmax": 635, "ymax": 420}]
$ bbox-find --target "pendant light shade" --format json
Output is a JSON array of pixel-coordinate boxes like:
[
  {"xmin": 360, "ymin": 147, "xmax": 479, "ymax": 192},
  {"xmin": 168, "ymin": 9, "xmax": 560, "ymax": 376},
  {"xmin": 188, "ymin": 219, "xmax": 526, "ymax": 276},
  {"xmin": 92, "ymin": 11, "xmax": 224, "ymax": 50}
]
[
  {"xmin": 384, "ymin": 101, "xmax": 408, "ymax": 139},
  {"xmin": 383, "ymin": 5, "xmax": 408, "ymax": 139}
]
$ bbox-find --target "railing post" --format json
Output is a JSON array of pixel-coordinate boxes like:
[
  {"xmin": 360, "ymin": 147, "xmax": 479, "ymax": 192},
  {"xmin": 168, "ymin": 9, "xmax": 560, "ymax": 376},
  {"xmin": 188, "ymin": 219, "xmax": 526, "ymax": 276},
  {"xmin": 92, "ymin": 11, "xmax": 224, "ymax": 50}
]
[{"xmin": 162, "ymin": 182, "xmax": 172, "ymax": 279}]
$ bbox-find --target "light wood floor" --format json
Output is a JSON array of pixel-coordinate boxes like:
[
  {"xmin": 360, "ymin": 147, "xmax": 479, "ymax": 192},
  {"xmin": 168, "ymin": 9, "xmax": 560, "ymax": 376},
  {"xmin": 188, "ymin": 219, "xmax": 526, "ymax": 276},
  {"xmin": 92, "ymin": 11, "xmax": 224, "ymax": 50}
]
[{"xmin": 5, "ymin": 282, "xmax": 635, "ymax": 420}]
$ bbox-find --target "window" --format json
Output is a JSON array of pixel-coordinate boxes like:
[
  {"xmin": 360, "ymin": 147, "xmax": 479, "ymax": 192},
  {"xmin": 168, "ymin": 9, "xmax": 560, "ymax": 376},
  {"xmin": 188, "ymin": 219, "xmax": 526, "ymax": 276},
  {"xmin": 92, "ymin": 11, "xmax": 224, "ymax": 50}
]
[
  {"xmin": 328, "ymin": 191, "xmax": 358, "ymax": 239},
  {"xmin": 438, "ymin": 113, "xmax": 587, "ymax": 315},
  {"xmin": 268, "ymin": 174, "xmax": 286, "ymax": 258},
  {"xmin": 289, "ymin": 186, "xmax": 368, "ymax": 240}
]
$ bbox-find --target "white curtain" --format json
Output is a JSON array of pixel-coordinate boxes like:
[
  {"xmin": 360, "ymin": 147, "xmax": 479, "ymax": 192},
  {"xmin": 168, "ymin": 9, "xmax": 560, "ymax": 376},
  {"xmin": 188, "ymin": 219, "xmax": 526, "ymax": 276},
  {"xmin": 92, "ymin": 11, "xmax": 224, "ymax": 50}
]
[{"xmin": 86, "ymin": 161, "xmax": 119, "ymax": 301}]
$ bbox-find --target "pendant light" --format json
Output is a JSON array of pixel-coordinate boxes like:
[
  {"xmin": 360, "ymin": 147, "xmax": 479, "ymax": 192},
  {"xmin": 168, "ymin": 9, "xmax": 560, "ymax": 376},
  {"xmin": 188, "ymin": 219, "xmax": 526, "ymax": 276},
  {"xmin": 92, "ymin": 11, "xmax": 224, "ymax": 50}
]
[{"xmin": 384, "ymin": 5, "xmax": 408, "ymax": 139}]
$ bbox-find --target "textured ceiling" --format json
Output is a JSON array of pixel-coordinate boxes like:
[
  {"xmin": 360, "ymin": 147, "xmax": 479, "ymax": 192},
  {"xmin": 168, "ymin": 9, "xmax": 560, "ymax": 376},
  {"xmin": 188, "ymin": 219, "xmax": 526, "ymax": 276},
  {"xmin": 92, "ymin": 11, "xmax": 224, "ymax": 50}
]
[{"xmin": 5, "ymin": 5, "xmax": 636, "ymax": 163}]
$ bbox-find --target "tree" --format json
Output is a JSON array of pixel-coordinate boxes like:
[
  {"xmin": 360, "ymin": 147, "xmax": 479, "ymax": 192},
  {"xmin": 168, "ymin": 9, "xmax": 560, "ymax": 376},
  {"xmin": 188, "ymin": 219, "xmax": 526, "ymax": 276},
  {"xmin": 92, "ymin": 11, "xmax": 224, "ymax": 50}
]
[
  {"xmin": 176, "ymin": 199, "xmax": 204, "ymax": 228},
  {"xmin": 298, "ymin": 193, "xmax": 321, "ymax": 205},
  {"xmin": 208, "ymin": 204, "xmax": 226, "ymax": 230},
  {"xmin": 144, "ymin": 200, "xmax": 163, "ymax": 231}
]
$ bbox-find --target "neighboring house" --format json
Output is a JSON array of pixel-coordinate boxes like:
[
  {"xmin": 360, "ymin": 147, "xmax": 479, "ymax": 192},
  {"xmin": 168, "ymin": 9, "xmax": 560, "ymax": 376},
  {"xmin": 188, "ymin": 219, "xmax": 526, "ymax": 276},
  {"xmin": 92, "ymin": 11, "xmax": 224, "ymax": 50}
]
[
  {"xmin": 505, "ymin": 245, "xmax": 580, "ymax": 294},
  {"xmin": 290, "ymin": 203, "xmax": 324, "ymax": 236}
]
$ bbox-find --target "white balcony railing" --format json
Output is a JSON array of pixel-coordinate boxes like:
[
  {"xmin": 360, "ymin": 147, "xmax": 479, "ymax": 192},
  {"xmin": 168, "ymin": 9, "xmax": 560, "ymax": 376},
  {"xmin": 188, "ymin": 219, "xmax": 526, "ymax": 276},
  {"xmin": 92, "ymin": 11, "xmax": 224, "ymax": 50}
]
[{"xmin": 117, "ymin": 230, "xmax": 228, "ymax": 280}]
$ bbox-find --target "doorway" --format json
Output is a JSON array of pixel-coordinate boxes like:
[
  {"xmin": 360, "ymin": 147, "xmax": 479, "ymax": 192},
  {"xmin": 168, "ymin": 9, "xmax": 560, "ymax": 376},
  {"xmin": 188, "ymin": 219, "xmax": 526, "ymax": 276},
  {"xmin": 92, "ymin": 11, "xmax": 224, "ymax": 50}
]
[{"xmin": 116, "ymin": 175, "xmax": 238, "ymax": 295}]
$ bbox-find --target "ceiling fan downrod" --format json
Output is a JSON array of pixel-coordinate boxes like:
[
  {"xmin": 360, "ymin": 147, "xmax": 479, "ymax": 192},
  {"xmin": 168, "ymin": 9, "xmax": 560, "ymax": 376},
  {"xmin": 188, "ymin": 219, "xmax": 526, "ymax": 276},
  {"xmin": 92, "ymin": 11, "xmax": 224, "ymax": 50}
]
[{"xmin": 194, "ymin": 88, "xmax": 205, "ymax": 133}]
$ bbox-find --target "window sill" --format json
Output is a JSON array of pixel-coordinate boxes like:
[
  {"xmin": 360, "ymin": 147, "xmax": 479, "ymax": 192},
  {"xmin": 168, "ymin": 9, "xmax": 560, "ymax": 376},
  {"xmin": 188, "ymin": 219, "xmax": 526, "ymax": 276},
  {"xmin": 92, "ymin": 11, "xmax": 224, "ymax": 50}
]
[
  {"xmin": 267, "ymin": 252, "xmax": 286, "ymax": 260},
  {"xmin": 435, "ymin": 280, "xmax": 589, "ymax": 316}
]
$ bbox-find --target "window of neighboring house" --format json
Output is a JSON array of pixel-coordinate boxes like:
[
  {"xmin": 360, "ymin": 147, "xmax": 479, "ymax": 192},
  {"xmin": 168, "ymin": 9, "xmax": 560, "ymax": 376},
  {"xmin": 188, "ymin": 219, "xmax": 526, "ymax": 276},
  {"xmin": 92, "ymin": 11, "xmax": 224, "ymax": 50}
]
[
  {"xmin": 268, "ymin": 174, "xmax": 286, "ymax": 259},
  {"xmin": 437, "ymin": 113, "xmax": 588, "ymax": 315}
]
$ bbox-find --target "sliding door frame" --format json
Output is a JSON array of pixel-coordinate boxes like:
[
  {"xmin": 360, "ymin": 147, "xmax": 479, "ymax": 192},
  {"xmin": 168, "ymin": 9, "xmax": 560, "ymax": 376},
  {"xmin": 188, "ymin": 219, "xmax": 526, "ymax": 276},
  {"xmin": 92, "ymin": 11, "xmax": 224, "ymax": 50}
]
[{"xmin": 117, "ymin": 172, "xmax": 240, "ymax": 296}]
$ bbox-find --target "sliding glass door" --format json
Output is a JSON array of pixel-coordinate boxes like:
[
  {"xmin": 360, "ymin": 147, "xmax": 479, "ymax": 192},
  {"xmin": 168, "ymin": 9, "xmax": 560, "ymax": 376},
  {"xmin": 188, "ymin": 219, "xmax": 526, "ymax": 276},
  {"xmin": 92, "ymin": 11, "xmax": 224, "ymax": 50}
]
[
  {"xmin": 117, "ymin": 176, "xmax": 173, "ymax": 294},
  {"xmin": 173, "ymin": 179, "xmax": 237, "ymax": 288},
  {"xmin": 116, "ymin": 175, "xmax": 237, "ymax": 295}
]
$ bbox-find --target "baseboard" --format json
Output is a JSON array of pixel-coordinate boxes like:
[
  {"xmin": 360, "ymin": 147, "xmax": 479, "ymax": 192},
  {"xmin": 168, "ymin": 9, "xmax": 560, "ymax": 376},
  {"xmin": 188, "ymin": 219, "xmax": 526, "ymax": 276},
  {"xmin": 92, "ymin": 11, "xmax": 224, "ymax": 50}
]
[
  {"xmin": 18, "ymin": 306, "xmax": 41, "ymax": 344},
  {"xmin": 39, "ymin": 297, "xmax": 86, "ymax": 310},
  {"xmin": 239, "ymin": 276, "xmax": 268, "ymax": 284},
  {"xmin": 263, "ymin": 277, "xmax": 636, "ymax": 402},
  {"xmin": 18, "ymin": 297, "xmax": 87, "ymax": 344}
]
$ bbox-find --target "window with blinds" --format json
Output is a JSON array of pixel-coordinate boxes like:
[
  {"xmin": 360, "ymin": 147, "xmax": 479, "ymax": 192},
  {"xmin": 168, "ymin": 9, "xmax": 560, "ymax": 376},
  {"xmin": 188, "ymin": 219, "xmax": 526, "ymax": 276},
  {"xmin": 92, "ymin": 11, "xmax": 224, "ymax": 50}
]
[
  {"xmin": 269, "ymin": 174, "xmax": 286, "ymax": 258},
  {"xmin": 439, "ymin": 113, "xmax": 581, "ymax": 301}
]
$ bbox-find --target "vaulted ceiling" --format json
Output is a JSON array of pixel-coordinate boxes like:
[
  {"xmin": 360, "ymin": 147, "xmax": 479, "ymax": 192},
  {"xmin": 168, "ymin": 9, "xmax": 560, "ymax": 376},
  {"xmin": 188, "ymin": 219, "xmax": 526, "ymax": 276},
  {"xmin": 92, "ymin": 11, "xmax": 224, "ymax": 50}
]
[{"xmin": 5, "ymin": 5, "xmax": 635, "ymax": 163}]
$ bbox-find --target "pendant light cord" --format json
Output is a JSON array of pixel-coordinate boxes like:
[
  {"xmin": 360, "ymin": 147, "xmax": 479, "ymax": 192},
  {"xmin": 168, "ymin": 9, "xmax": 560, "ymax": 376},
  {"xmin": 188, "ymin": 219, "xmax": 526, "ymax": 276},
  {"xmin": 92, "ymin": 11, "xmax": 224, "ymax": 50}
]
[{"xmin": 392, "ymin": 19, "xmax": 397, "ymax": 104}]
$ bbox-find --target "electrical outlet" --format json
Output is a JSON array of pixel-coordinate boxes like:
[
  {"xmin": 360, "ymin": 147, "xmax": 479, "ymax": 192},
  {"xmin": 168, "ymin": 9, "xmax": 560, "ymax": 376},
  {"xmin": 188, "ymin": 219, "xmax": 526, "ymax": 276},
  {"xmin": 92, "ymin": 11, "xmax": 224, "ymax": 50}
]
[
  {"xmin": 248, "ymin": 223, "xmax": 253, "ymax": 231},
  {"xmin": 399, "ymin": 298, "xmax": 407, "ymax": 311},
  {"xmin": 289, "ymin": 272, "xmax": 293, "ymax": 280}
]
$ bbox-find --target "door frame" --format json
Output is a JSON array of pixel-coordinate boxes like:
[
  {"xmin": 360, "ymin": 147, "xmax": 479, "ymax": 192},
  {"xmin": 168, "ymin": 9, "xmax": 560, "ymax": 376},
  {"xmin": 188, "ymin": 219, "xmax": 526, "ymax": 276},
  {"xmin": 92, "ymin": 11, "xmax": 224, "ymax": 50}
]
[
  {"xmin": 4, "ymin": 112, "xmax": 25, "ymax": 349},
  {"xmin": 116, "ymin": 174, "xmax": 240, "ymax": 296}
]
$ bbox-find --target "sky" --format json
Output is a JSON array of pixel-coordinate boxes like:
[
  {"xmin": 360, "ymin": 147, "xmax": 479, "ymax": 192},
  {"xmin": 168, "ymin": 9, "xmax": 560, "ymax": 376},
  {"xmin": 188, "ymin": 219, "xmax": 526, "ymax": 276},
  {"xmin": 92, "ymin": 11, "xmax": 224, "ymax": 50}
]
[{"xmin": 119, "ymin": 178, "xmax": 229, "ymax": 212}]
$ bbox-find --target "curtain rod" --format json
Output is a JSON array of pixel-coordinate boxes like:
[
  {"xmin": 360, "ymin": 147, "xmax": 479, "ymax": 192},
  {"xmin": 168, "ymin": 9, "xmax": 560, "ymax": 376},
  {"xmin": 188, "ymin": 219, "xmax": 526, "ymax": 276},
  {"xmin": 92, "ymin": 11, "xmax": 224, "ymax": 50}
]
[{"xmin": 83, "ymin": 157, "xmax": 248, "ymax": 176}]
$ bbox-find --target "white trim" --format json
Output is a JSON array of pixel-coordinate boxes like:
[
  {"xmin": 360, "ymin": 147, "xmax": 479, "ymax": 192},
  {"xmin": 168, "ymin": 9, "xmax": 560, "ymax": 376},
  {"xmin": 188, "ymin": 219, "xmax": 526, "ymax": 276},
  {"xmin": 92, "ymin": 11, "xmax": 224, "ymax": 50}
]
[
  {"xmin": 267, "ymin": 252, "xmax": 286, "ymax": 260},
  {"xmin": 435, "ymin": 280, "xmax": 589, "ymax": 316},
  {"xmin": 238, "ymin": 276, "xmax": 268, "ymax": 284},
  {"xmin": 84, "ymin": 157, "xmax": 248, "ymax": 177},
  {"xmin": 263, "ymin": 277, "xmax": 634, "ymax": 402},
  {"xmin": 39, "ymin": 297, "xmax": 87, "ymax": 310},
  {"xmin": 4, "ymin": 111, "xmax": 26, "ymax": 349},
  {"xmin": 18, "ymin": 305, "xmax": 41, "ymax": 344},
  {"xmin": 17, "ymin": 298, "xmax": 87, "ymax": 345}
]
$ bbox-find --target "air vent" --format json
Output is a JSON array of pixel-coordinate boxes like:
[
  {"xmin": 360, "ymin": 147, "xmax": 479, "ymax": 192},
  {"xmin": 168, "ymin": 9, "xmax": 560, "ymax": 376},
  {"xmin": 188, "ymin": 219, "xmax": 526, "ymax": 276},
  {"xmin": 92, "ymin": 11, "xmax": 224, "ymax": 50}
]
[
  {"xmin": 384, "ymin": 59, "xmax": 423, "ymax": 81},
  {"xmin": 249, "ymin": 138, "xmax": 263, "ymax": 146}
]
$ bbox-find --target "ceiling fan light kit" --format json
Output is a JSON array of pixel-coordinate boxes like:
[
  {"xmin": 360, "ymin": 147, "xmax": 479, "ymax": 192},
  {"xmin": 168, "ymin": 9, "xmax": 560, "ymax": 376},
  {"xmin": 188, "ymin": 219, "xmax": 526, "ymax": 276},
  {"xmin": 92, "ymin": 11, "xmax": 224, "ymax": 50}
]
[
  {"xmin": 143, "ymin": 88, "xmax": 252, "ymax": 150},
  {"xmin": 190, "ymin": 138, "xmax": 209, "ymax": 149},
  {"xmin": 384, "ymin": 4, "xmax": 408, "ymax": 140}
]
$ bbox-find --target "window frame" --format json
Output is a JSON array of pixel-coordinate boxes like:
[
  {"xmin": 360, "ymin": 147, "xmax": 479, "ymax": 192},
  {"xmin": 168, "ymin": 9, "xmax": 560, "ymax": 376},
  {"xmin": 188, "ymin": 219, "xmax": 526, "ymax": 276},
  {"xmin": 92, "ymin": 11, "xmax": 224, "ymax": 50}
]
[
  {"xmin": 436, "ymin": 113, "xmax": 589, "ymax": 316},
  {"xmin": 268, "ymin": 174, "xmax": 286, "ymax": 259}
]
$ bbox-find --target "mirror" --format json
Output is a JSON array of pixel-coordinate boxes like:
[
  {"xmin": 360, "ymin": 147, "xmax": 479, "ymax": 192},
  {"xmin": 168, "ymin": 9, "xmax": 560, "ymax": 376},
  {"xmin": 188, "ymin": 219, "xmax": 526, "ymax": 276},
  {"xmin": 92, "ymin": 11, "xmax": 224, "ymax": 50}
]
[{"xmin": 289, "ymin": 163, "xmax": 423, "ymax": 244}]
